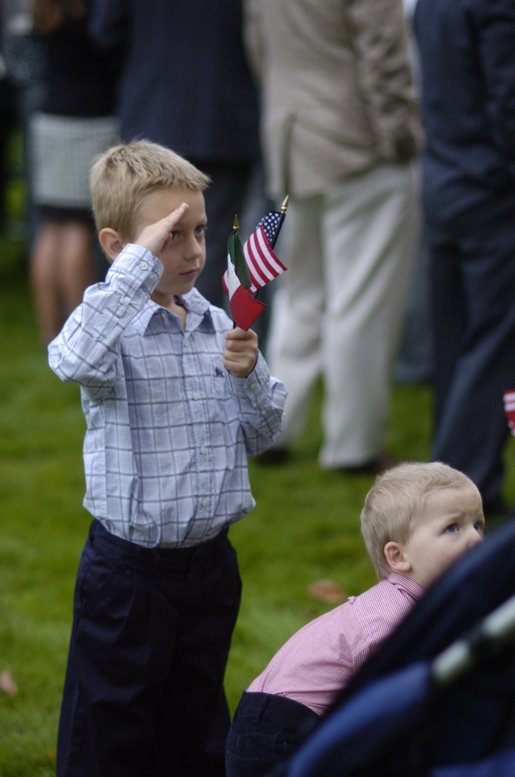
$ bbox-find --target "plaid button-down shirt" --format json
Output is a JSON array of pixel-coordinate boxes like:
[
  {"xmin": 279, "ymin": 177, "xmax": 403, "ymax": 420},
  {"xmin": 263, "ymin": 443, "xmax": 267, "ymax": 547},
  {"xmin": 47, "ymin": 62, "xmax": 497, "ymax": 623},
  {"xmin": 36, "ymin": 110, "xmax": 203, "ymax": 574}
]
[{"xmin": 49, "ymin": 243, "xmax": 287, "ymax": 548}]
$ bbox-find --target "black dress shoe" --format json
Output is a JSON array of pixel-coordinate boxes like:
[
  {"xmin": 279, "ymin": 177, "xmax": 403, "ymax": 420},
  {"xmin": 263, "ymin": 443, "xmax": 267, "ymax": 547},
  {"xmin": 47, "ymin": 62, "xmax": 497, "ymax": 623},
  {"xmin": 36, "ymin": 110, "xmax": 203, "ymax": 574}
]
[{"xmin": 336, "ymin": 456, "xmax": 397, "ymax": 476}]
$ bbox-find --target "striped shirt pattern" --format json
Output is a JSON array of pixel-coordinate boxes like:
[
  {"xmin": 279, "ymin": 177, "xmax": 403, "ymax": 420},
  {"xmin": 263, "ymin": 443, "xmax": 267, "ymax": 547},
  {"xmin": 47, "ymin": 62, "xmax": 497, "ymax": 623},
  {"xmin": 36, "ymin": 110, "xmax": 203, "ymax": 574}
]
[
  {"xmin": 48, "ymin": 244, "xmax": 287, "ymax": 548},
  {"xmin": 247, "ymin": 573, "xmax": 425, "ymax": 715}
]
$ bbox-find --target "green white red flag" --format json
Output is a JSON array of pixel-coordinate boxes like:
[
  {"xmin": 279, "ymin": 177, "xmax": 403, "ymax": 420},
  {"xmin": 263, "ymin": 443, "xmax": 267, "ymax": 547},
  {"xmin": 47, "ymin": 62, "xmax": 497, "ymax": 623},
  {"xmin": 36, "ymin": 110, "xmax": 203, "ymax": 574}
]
[{"xmin": 225, "ymin": 224, "xmax": 266, "ymax": 330}]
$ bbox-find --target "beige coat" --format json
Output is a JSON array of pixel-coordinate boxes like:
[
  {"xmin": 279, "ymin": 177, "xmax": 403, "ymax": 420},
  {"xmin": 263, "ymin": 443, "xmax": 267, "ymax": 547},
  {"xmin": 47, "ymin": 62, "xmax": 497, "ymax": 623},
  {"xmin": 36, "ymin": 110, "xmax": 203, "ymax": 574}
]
[{"xmin": 244, "ymin": 0, "xmax": 421, "ymax": 198}]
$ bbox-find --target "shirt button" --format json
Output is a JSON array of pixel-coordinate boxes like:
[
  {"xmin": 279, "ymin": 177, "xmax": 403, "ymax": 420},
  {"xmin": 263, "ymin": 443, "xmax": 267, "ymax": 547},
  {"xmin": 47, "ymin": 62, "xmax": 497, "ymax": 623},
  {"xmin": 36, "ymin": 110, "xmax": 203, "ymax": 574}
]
[
  {"xmin": 139, "ymin": 261, "xmax": 149, "ymax": 270},
  {"xmin": 249, "ymin": 382, "xmax": 257, "ymax": 391},
  {"xmin": 184, "ymin": 340, "xmax": 190, "ymax": 347},
  {"xmin": 200, "ymin": 445, "xmax": 207, "ymax": 455},
  {"xmin": 200, "ymin": 498, "xmax": 208, "ymax": 508},
  {"xmin": 192, "ymin": 392, "xmax": 200, "ymax": 400},
  {"xmin": 119, "ymin": 295, "xmax": 128, "ymax": 305}
]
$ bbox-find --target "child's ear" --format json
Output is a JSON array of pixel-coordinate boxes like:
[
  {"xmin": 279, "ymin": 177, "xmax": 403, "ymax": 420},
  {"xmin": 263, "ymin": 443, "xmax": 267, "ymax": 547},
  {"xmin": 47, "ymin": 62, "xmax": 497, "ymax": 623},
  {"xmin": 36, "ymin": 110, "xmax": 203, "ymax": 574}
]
[
  {"xmin": 99, "ymin": 227, "xmax": 125, "ymax": 262},
  {"xmin": 384, "ymin": 541, "xmax": 411, "ymax": 574}
]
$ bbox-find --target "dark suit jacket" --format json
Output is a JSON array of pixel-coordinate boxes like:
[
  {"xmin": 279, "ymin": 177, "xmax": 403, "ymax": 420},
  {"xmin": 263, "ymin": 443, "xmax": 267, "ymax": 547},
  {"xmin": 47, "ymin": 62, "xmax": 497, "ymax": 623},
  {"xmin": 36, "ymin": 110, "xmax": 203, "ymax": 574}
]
[
  {"xmin": 89, "ymin": 0, "xmax": 260, "ymax": 163},
  {"xmin": 414, "ymin": 0, "xmax": 515, "ymax": 220}
]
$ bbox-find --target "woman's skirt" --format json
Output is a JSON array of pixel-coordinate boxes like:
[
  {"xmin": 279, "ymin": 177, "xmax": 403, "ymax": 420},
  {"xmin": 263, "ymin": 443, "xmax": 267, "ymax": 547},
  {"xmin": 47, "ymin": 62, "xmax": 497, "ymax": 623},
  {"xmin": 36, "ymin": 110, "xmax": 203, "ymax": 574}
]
[{"xmin": 30, "ymin": 113, "xmax": 119, "ymax": 219}]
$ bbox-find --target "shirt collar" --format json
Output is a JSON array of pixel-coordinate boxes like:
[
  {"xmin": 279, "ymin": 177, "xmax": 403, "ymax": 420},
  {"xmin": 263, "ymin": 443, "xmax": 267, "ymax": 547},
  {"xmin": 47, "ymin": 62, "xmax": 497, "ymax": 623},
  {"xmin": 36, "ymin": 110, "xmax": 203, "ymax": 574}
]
[
  {"xmin": 133, "ymin": 288, "xmax": 215, "ymax": 335},
  {"xmin": 387, "ymin": 572, "xmax": 426, "ymax": 601},
  {"xmin": 182, "ymin": 288, "xmax": 216, "ymax": 333}
]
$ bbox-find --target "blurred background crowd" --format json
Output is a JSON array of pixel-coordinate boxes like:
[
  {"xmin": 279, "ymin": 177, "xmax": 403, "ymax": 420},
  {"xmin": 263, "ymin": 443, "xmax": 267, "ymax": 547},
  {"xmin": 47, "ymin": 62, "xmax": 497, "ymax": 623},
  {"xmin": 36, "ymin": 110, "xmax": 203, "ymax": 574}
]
[{"xmin": 1, "ymin": 0, "xmax": 515, "ymax": 520}]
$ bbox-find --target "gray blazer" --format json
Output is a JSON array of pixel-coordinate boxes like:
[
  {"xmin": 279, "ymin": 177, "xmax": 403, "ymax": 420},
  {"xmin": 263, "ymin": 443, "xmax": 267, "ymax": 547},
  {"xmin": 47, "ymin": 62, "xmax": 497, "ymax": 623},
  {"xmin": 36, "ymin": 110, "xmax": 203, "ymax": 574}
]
[{"xmin": 244, "ymin": 0, "xmax": 420, "ymax": 197}]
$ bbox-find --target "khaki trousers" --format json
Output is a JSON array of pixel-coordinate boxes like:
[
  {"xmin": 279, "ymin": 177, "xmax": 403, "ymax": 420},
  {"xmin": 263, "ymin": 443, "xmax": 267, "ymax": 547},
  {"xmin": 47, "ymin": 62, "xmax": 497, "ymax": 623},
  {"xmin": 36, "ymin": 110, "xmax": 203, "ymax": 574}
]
[{"xmin": 267, "ymin": 163, "xmax": 420, "ymax": 467}]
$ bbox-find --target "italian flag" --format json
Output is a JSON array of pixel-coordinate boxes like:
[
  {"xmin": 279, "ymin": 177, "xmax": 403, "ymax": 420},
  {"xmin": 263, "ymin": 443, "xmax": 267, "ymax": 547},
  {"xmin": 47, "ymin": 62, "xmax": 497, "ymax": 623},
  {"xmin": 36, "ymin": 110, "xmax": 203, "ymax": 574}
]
[{"xmin": 225, "ymin": 227, "xmax": 266, "ymax": 331}]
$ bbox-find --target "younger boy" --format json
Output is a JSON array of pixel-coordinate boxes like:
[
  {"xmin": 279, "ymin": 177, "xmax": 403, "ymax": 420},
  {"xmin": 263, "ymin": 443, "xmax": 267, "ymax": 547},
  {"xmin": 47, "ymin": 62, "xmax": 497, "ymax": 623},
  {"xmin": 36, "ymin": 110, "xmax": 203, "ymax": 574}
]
[
  {"xmin": 225, "ymin": 461, "xmax": 485, "ymax": 777},
  {"xmin": 48, "ymin": 140, "xmax": 287, "ymax": 777}
]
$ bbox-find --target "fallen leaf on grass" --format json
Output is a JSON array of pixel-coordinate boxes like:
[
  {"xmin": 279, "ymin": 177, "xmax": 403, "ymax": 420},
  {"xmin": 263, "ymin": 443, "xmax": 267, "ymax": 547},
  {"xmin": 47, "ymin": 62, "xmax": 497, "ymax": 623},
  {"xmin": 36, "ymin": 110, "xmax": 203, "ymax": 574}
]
[
  {"xmin": 0, "ymin": 670, "xmax": 18, "ymax": 697},
  {"xmin": 308, "ymin": 579, "xmax": 347, "ymax": 603}
]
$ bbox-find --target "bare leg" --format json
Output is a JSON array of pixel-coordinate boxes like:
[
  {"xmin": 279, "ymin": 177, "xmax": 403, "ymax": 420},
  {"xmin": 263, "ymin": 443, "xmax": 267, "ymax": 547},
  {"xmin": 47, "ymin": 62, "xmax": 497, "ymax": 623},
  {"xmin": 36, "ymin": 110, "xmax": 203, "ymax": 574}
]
[
  {"xmin": 30, "ymin": 220, "xmax": 63, "ymax": 344},
  {"xmin": 30, "ymin": 219, "xmax": 95, "ymax": 344},
  {"xmin": 59, "ymin": 221, "xmax": 95, "ymax": 312}
]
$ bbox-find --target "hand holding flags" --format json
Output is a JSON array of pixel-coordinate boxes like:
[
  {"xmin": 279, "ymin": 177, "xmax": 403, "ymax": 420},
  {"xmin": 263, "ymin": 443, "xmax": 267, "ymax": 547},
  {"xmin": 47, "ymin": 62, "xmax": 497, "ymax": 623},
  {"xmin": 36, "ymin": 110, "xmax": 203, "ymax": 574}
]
[{"xmin": 223, "ymin": 198, "xmax": 288, "ymax": 330}]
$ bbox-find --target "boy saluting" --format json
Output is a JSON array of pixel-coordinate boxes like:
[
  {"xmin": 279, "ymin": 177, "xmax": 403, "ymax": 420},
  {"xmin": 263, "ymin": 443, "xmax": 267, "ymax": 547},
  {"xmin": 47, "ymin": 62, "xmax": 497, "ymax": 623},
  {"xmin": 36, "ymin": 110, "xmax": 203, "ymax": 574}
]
[{"xmin": 49, "ymin": 140, "xmax": 287, "ymax": 777}]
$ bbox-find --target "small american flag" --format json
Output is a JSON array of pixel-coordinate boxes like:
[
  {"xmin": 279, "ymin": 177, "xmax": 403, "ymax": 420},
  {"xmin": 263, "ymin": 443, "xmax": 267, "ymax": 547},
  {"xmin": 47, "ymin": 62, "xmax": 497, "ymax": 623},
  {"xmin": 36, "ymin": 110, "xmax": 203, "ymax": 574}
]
[
  {"xmin": 222, "ymin": 210, "xmax": 287, "ymax": 296},
  {"xmin": 243, "ymin": 211, "xmax": 287, "ymax": 293}
]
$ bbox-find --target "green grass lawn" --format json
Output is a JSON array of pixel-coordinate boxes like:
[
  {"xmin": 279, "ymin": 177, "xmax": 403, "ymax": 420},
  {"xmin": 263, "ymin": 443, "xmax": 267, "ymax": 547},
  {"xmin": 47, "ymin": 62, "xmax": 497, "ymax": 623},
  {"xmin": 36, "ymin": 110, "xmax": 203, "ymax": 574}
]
[{"xmin": 0, "ymin": 198, "xmax": 513, "ymax": 775}]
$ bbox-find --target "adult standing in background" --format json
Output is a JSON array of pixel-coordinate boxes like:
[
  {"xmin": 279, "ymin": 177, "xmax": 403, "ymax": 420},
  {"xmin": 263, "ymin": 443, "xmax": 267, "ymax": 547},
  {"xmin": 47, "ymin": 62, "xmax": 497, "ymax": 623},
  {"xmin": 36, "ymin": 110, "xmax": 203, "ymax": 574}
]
[
  {"xmin": 394, "ymin": 0, "xmax": 434, "ymax": 385},
  {"xmin": 0, "ymin": 27, "xmax": 16, "ymax": 234},
  {"xmin": 414, "ymin": 0, "xmax": 515, "ymax": 516},
  {"xmin": 29, "ymin": 0, "xmax": 121, "ymax": 344},
  {"xmin": 1, "ymin": 0, "xmax": 47, "ymax": 245},
  {"xmin": 245, "ymin": 0, "xmax": 420, "ymax": 473},
  {"xmin": 89, "ymin": 0, "xmax": 263, "ymax": 313}
]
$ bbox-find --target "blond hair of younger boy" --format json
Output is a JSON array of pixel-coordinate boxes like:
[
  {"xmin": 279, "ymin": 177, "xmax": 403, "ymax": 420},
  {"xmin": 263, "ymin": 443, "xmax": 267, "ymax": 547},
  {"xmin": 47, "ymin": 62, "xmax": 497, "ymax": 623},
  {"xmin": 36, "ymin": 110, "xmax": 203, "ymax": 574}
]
[{"xmin": 361, "ymin": 460, "xmax": 484, "ymax": 587}]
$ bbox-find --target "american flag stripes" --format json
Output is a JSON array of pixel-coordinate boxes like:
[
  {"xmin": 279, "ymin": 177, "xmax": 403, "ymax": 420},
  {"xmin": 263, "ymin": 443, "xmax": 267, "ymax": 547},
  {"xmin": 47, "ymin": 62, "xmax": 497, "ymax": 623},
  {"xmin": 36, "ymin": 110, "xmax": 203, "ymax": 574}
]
[
  {"xmin": 243, "ymin": 211, "xmax": 287, "ymax": 293},
  {"xmin": 222, "ymin": 210, "xmax": 287, "ymax": 297},
  {"xmin": 503, "ymin": 389, "xmax": 515, "ymax": 436}
]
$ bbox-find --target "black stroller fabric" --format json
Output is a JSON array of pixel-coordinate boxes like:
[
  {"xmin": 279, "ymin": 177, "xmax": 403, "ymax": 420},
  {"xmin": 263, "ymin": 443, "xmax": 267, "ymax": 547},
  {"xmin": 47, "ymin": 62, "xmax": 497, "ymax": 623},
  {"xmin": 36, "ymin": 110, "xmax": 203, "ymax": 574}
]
[{"xmin": 281, "ymin": 518, "xmax": 515, "ymax": 777}]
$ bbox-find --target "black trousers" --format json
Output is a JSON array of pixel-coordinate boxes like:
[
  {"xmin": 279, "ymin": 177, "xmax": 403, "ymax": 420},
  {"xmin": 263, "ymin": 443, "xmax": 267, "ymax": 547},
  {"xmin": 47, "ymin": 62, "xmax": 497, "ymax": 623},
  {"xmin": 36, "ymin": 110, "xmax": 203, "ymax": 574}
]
[
  {"xmin": 426, "ymin": 192, "xmax": 515, "ymax": 513},
  {"xmin": 57, "ymin": 519, "xmax": 241, "ymax": 777},
  {"xmin": 225, "ymin": 692, "xmax": 320, "ymax": 777}
]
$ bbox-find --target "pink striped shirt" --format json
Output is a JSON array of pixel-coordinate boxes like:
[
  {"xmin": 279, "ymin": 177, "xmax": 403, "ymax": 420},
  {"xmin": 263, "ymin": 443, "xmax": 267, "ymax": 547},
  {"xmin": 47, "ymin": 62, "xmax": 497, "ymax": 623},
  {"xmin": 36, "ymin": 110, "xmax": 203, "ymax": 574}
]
[{"xmin": 247, "ymin": 573, "xmax": 424, "ymax": 715}]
